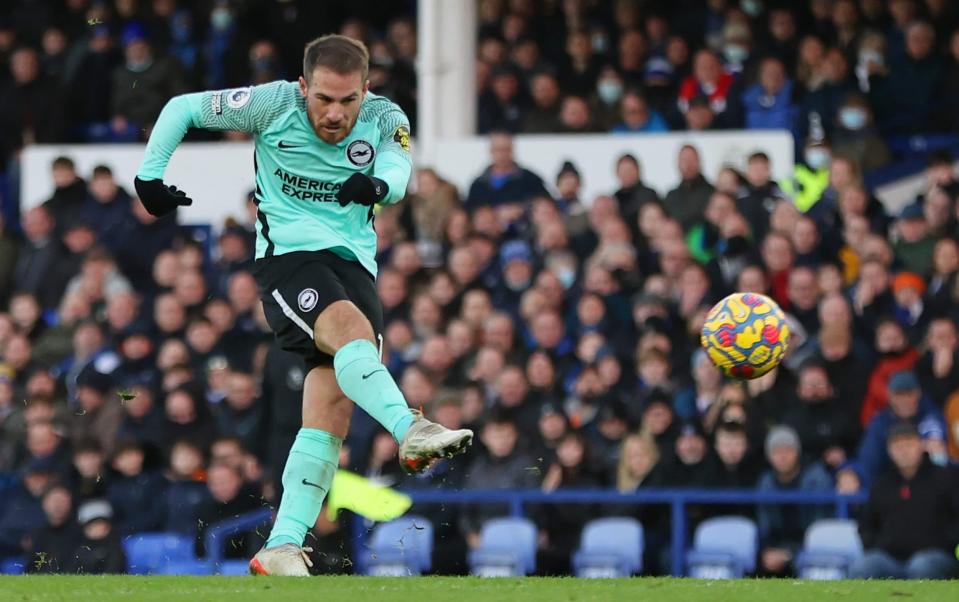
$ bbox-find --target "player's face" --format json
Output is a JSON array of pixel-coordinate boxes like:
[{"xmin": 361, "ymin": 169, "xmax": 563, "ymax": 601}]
[{"xmin": 300, "ymin": 67, "xmax": 369, "ymax": 144}]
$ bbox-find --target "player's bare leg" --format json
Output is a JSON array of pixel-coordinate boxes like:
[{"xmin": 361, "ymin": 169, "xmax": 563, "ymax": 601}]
[
  {"xmin": 316, "ymin": 300, "xmax": 473, "ymax": 474},
  {"xmin": 250, "ymin": 368, "xmax": 351, "ymax": 576}
]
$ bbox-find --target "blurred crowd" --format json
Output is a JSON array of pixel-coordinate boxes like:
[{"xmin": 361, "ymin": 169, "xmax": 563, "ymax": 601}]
[
  {"xmin": 1, "ymin": 0, "xmax": 959, "ymax": 580},
  {"xmin": 476, "ymin": 0, "xmax": 959, "ymax": 160},
  {"xmin": 0, "ymin": 0, "xmax": 416, "ymax": 158}
]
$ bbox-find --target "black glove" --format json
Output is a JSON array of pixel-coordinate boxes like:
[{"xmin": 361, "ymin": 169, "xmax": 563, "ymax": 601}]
[
  {"xmin": 337, "ymin": 173, "xmax": 389, "ymax": 207},
  {"xmin": 134, "ymin": 176, "xmax": 193, "ymax": 217}
]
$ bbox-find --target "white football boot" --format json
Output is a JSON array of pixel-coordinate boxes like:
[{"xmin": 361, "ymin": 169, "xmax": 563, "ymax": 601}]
[
  {"xmin": 398, "ymin": 410, "xmax": 474, "ymax": 474},
  {"xmin": 249, "ymin": 544, "xmax": 313, "ymax": 576}
]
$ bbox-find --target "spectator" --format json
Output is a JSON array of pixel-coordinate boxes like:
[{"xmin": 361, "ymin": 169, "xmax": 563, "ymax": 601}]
[
  {"xmin": 914, "ymin": 317, "xmax": 959, "ymax": 409},
  {"xmin": 860, "ymin": 319, "xmax": 920, "ymax": 427},
  {"xmin": 465, "ymin": 132, "xmax": 549, "ymax": 211},
  {"xmin": 42, "ymin": 156, "xmax": 87, "ymax": 234},
  {"xmin": 858, "ymin": 370, "xmax": 947, "ymax": 482},
  {"xmin": 741, "ymin": 57, "xmax": 798, "ymax": 131},
  {"xmin": 663, "ymin": 145, "xmax": 714, "ymax": 232},
  {"xmin": 892, "ymin": 203, "xmax": 936, "ymax": 277},
  {"xmin": 660, "ymin": 420, "xmax": 711, "ymax": 488},
  {"xmin": 460, "ymin": 411, "xmax": 540, "ymax": 548},
  {"xmin": 831, "ymin": 94, "xmax": 891, "ymax": 173},
  {"xmin": 612, "ymin": 154, "xmax": 660, "ymax": 232},
  {"xmin": 162, "ymin": 440, "xmax": 209, "ymax": 535},
  {"xmin": 677, "ymin": 50, "xmax": 734, "ymax": 120},
  {"xmin": 737, "ymin": 152, "xmax": 785, "ymax": 241},
  {"xmin": 782, "ymin": 361, "xmax": 860, "ymax": 470},
  {"xmin": 850, "ymin": 422, "xmax": 959, "ymax": 579},
  {"xmin": 870, "ymin": 21, "xmax": 942, "ymax": 134},
  {"xmin": 25, "ymin": 485, "xmax": 81, "ymax": 574},
  {"xmin": 478, "ymin": 67, "xmax": 525, "ymax": 133},
  {"xmin": 162, "ymin": 386, "xmax": 216, "ymax": 455},
  {"xmin": 195, "ymin": 462, "xmax": 264, "ymax": 558},
  {"xmin": 557, "ymin": 95, "xmax": 597, "ymax": 133},
  {"xmin": 705, "ymin": 420, "xmax": 760, "ymax": 491},
  {"xmin": 0, "ymin": 458, "xmax": 55, "ymax": 556},
  {"xmin": 756, "ymin": 426, "xmax": 833, "ymax": 576},
  {"xmin": 69, "ymin": 364, "xmax": 124, "ymax": 457},
  {"xmin": 215, "ymin": 371, "xmax": 264, "ymax": 455},
  {"xmin": 610, "ymin": 90, "xmax": 668, "ymax": 133},
  {"xmin": 0, "ymin": 46, "xmax": 66, "ymax": 165},
  {"xmin": 70, "ymin": 440, "xmax": 109, "ymax": 501},
  {"xmin": 559, "ymin": 29, "xmax": 602, "ymax": 97},
  {"xmin": 65, "ymin": 500, "xmax": 126, "ymax": 574},
  {"xmin": 111, "ymin": 24, "xmax": 187, "ymax": 139},
  {"xmin": 539, "ymin": 431, "xmax": 603, "ymax": 572},
  {"xmin": 107, "ymin": 441, "xmax": 167, "ymax": 534},
  {"xmin": 83, "ymin": 165, "xmax": 133, "ymax": 254},
  {"xmin": 68, "ymin": 26, "xmax": 123, "ymax": 136},
  {"xmin": 522, "ymin": 71, "xmax": 564, "ymax": 133}
]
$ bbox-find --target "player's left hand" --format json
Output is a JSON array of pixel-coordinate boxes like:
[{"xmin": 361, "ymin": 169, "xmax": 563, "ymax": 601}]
[{"xmin": 337, "ymin": 173, "xmax": 388, "ymax": 207}]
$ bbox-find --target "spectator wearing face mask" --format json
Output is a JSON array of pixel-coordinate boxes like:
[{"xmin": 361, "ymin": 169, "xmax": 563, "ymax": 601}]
[
  {"xmin": 831, "ymin": 94, "xmax": 891, "ymax": 173},
  {"xmin": 780, "ymin": 137, "xmax": 831, "ymax": 214}
]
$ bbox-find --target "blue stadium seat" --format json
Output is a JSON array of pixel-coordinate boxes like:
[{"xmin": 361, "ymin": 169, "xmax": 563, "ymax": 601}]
[
  {"xmin": 363, "ymin": 515, "xmax": 434, "ymax": 576},
  {"xmin": 796, "ymin": 519, "xmax": 863, "ymax": 580},
  {"xmin": 468, "ymin": 517, "xmax": 537, "ymax": 577},
  {"xmin": 572, "ymin": 517, "xmax": 644, "ymax": 578},
  {"xmin": 124, "ymin": 533, "xmax": 197, "ymax": 575},
  {"xmin": 1, "ymin": 556, "xmax": 26, "ymax": 575},
  {"xmin": 686, "ymin": 516, "xmax": 758, "ymax": 579},
  {"xmin": 217, "ymin": 560, "xmax": 253, "ymax": 576},
  {"xmin": 154, "ymin": 560, "xmax": 215, "ymax": 575}
]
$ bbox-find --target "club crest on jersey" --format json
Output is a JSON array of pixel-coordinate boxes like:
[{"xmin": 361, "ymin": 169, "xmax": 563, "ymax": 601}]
[
  {"xmin": 226, "ymin": 87, "xmax": 252, "ymax": 109},
  {"xmin": 393, "ymin": 126, "xmax": 411, "ymax": 152},
  {"xmin": 298, "ymin": 288, "xmax": 318, "ymax": 312},
  {"xmin": 347, "ymin": 140, "xmax": 375, "ymax": 167}
]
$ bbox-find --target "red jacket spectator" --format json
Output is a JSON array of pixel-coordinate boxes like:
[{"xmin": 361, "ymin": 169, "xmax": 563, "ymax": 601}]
[
  {"xmin": 860, "ymin": 347, "xmax": 920, "ymax": 428},
  {"xmin": 677, "ymin": 50, "xmax": 735, "ymax": 115}
]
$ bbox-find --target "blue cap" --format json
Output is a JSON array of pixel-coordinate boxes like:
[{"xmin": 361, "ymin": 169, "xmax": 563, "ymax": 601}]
[
  {"xmin": 898, "ymin": 203, "xmax": 924, "ymax": 221},
  {"xmin": 500, "ymin": 240, "xmax": 533, "ymax": 266},
  {"xmin": 888, "ymin": 370, "xmax": 919, "ymax": 393}
]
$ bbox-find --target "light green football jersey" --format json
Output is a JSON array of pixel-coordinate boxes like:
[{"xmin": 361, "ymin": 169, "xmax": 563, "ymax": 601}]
[{"xmin": 137, "ymin": 81, "xmax": 413, "ymax": 277}]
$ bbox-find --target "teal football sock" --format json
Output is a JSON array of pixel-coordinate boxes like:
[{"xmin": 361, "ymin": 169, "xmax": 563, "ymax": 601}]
[
  {"xmin": 265, "ymin": 428, "xmax": 340, "ymax": 549},
  {"xmin": 333, "ymin": 338, "xmax": 415, "ymax": 442}
]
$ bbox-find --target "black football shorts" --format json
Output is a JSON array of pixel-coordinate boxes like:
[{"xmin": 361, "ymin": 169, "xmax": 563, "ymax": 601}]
[{"xmin": 253, "ymin": 250, "xmax": 384, "ymax": 369}]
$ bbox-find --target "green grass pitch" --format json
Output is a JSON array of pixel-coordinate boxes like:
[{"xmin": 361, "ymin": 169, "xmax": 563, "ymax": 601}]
[{"xmin": 0, "ymin": 576, "xmax": 956, "ymax": 602}]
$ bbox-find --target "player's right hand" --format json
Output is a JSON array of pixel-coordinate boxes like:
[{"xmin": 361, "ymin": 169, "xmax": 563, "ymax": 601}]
[{"xmin": 134, "ymin": 177, "xmax": 193, "ymax": 217}]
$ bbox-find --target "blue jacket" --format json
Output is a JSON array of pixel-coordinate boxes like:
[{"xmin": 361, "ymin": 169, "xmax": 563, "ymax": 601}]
[
  {"xmin": 610, "ymin": 111, "xmax": 670, "ymax": 133},
  {"xmin": 742, "ymin": 80, "xmax": 798, "ymax": 131},
  {"xmin": 857, "ymin": 398, "xmax": 946, "ymax": 483},
  {"xmin": 465, "ymin": 165, "xmax": 549, "ymax": 210}
]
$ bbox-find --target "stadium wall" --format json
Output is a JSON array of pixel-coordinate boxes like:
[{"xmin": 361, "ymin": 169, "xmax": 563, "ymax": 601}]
[{"xmin": 21, "ymin": 130, "xmax": 794, "ymax": 229}]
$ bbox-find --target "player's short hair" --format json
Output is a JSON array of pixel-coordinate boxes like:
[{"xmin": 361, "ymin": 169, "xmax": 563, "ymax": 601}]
[{"xmin": 303, "ymin": 34, "xmax": 369, "ymax": 82}]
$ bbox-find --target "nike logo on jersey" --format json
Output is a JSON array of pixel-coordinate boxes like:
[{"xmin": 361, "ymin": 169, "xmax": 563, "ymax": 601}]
[
  {"xmin": 301, "ymin": 478, "xmax": 324, "ymax": 489},
  {"xmin": 278, "ymin": 140, "xmax": 304, "ymax": 149},
  {"xmin": 362, "ymin": 370, "xmax": 384, "ymax": 380}
]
